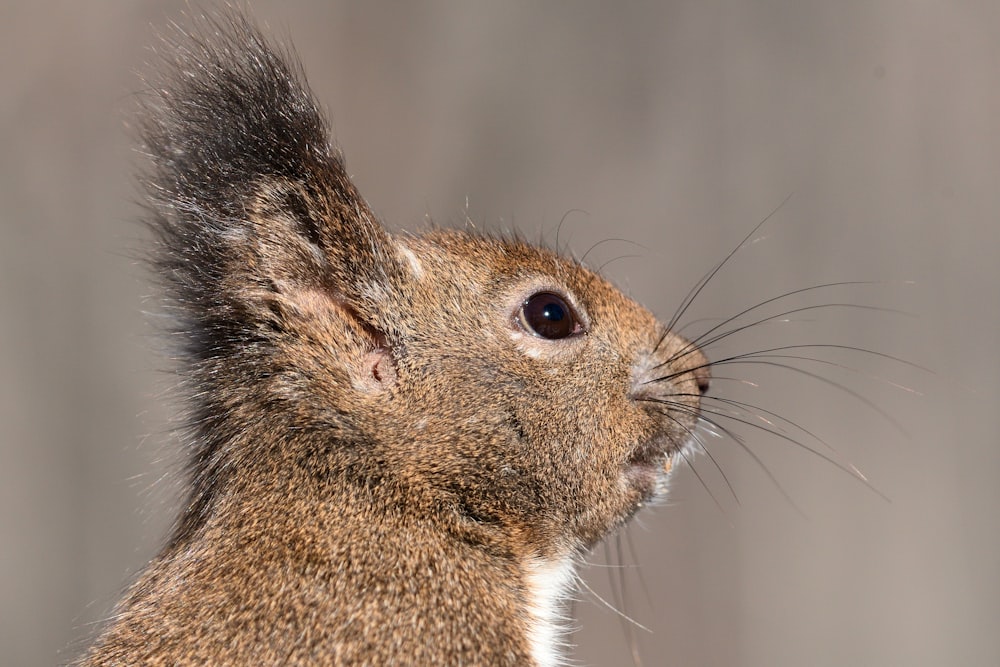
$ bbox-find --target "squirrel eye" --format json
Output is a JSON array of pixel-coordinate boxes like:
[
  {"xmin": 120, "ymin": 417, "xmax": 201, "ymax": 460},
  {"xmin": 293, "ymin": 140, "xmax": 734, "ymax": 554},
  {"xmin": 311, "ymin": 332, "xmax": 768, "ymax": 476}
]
[{"xmin": 518, "ymin": 292, "xmax": 581, "ymax": 340}]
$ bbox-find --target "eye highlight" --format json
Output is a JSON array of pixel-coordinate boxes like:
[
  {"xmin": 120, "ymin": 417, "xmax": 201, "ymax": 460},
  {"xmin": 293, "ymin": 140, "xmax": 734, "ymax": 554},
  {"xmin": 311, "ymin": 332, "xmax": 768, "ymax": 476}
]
[{"xmin": 518, "ymin": 292, "xmax": 583, "ymax": 340}]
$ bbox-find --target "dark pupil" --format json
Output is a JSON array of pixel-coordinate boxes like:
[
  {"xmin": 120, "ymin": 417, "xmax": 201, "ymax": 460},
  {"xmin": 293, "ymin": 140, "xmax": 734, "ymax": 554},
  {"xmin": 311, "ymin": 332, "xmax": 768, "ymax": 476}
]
[
  {"xmin": 542, "ymin": 302, "xmax": 564, "ymax": 322},
  {"xmin": 522, "ymin": 292, "xmax": 575, "ymax": 339}
]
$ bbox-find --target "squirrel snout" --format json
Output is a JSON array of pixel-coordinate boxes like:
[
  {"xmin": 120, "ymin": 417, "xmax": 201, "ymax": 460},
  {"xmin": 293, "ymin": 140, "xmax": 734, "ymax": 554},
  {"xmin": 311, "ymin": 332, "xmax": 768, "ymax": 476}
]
[{"xmin": 631, "ymin": 333, "xmax": 711, "ymax": 401}]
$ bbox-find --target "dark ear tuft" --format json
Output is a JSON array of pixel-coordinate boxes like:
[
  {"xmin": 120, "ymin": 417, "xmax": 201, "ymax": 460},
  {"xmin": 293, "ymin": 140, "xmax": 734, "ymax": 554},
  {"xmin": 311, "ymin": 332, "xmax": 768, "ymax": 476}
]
[
  {"xmin": 139, "ymin": 12, "xmax": 405, "ymax": 358},
  {"xmin": 140, "ymin": 12, "xmax": 331, "ymax": 215}
]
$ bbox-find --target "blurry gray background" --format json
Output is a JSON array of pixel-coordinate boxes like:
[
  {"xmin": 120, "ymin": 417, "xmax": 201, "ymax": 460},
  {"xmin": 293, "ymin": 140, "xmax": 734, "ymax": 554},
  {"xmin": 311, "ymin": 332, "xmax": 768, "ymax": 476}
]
[{"xmin": 3, "ymin": 2, "xmax": 997, "ymax": 665}]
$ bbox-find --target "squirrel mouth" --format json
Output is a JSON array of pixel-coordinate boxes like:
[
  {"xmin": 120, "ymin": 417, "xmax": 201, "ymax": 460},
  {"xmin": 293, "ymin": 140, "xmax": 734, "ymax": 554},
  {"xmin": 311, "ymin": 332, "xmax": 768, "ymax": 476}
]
[{"xmin": 624, "ymin": 437, "xmax": 676, "ymax": 493}]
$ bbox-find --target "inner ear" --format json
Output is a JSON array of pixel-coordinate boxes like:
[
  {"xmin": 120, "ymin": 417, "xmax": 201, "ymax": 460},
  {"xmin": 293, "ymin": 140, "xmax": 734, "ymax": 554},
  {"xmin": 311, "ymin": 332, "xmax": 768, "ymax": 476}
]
[
  {"xmin": 365, "ymin": 347, "xmax": 397, "ymax": 388},
  {"xmin": 280, "ymin": 186, "xmax": 323, "ymax": 249},
  {"xmin": 339, "ymin": 301, "xmax": 397, "ymax": 391},
  {"xmin": 279, "ymin": 285, "xmax": 398, "ymax": 392}
]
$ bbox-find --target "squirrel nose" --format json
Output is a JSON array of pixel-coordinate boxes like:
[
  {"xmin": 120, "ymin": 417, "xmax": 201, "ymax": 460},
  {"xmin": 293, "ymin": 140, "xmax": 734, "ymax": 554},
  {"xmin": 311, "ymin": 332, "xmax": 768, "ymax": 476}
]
[
  {"xmin": 681, "ymin": 346, "xmax": 711, "ymax": 396},
  {"xmin": 693, "ymin": 364, "xmax": 711, "ymax": 395}
]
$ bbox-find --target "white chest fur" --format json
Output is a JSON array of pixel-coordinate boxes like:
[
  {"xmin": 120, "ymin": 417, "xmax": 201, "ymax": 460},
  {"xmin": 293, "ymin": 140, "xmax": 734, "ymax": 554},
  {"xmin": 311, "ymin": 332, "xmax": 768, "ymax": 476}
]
[{"xmin": 523, "ymin": 557, "xmax": 577, "ymax": 667}]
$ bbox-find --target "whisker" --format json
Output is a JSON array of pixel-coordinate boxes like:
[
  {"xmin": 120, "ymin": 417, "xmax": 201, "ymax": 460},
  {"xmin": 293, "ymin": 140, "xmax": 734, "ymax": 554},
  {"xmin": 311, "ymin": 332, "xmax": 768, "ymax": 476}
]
[
  {"xmin": 682, "ymin": 279, "xmax": 910, "ymax": 357},
  {"xmin": 700, "ymin": 375, "xmax": 761, "ymax": 388},
  {"xmin": 598, "ymin": 254, "xmax": 645, "ymax": 274},
  {"xmin": 579, "ymin": 561, "xmax": 632, "ymax": 570},
  {"xmin": 663, "ymin": 193, "xmax": 793, "ymax": 339},
  {"xmin": 729, "ymin": 415, "xmax": 883, "ymax": 502},
  {"xmin": 580, "ymin": 237, "xmax": 647, "ymax": 267},
  {"xmin": 676, "ymin": 444, "xmax": 731, "ymax": 518},
  {"xmin": 648, "ymin": 395, "xmax": 889, "ymax": 501},
  {"xmin": 711, "ymin": 357, "xmax": 911, "ymax": 437},
  {"xmin": 734, "ymin": 353, "xmax": 924, "ymax": 396},
  {"xmin": 577, "ymin": 576, "xmax": 652, "ymax": 634},
  {"xmin": 667, "ymin": 280, "xmax": 876, "ymax": 363},
  {"xmin": 693, "ymin": 431, "xmax": 740, "ymax": 506},
  {"xmin": 615, "ymin": 533, "xmax": 644, "ymax": 667},
  {"xmin": 685, "ymin": 392, "xmax": 844, "ymax": 462},
  {"xmin": 675, "ymin": 406, "xmax": 807, "ymax": 517},
  {"xmin": 661, "ymin": 302, "xmax": 905, "ymax": 371},
  {"xmin": 655, "ymin": 408, "xmax": 740, "ymax": 505},
  {"xmin": 624, "ymin": 529, "xmax": 655, "ymax": 612},
  {"xmin": 602, "ymin": 539, "xmax": 634, "ymax": 664},
  {"xmin": 641, "ymin": 398, "xmax": 815, "ymax": 514},
  {"xmin": 648, "ymin": 343, "xmax": 926, "ymax": 391},
  {"xmin": 554, "ymin": 208, "xmax": 588, "ymax": 256},
  {"xmin": 674, "ymin": 316, "xmax": 727, "ymax": 338}
]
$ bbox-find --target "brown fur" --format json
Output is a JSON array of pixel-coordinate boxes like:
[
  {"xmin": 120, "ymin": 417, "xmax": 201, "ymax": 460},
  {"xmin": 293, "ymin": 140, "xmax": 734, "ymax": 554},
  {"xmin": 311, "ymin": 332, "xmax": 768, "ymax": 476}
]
[{"xmin": 79, "ymin": 12, "xmax": 708, "ymax": 666}]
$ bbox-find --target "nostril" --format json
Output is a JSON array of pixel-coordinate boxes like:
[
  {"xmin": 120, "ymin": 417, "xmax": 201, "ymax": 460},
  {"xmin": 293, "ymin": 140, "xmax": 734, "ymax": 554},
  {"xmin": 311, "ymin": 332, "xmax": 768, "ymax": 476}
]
[{"xmin": 693, "ymin": 366, "xmax": 711, "ymax": 396}]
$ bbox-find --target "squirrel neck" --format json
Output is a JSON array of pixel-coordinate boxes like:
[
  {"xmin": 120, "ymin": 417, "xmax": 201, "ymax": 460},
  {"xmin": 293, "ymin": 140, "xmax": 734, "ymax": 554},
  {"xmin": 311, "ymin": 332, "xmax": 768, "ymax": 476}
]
[{"xmin": 90, "ymin": 472, "xmax": 577, "ymax": 666}]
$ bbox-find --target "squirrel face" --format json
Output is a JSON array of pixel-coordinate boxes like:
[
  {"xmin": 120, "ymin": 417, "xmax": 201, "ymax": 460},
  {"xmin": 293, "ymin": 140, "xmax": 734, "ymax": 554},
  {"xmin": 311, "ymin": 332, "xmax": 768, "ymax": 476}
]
[
  {"xmin": 210, "ymin": 183, "xmax": 708, "ymax": 562},
  {"xmin": 336, "ymin": 230, "xmax": 709, "ymax": 557}
]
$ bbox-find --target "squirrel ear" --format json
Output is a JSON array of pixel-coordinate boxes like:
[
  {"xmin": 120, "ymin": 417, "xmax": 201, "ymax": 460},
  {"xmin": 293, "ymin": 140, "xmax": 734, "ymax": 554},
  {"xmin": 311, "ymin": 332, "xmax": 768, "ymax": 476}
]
[
  {"xmin": 141, "ymin": 13, "xmax": 405, "ymax": 334},
  {"xmin": 245, "ymin": 167, "xmax": 404, "ymax": 299}
]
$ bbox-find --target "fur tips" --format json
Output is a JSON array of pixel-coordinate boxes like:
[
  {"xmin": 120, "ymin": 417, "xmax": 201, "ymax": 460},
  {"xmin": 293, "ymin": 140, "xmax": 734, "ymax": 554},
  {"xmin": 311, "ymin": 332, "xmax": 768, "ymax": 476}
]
[{"xmin": 139, "ymin": 13, "xmax": 332, "ymax": 216}]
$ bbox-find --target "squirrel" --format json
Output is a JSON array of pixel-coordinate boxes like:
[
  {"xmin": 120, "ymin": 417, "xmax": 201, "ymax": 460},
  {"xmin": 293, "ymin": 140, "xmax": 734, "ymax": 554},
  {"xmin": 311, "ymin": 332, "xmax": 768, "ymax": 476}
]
[{"xmin": 79, "ymin": 12, "xmax": 710, "ymax": 666}]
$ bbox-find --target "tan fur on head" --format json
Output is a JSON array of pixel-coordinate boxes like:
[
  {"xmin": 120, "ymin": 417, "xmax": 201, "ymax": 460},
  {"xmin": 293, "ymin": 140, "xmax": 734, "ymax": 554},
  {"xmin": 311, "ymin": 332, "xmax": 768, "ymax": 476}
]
[{"xmin": 79, "ymin": 11, "xmax": 708, "ymax": 666}]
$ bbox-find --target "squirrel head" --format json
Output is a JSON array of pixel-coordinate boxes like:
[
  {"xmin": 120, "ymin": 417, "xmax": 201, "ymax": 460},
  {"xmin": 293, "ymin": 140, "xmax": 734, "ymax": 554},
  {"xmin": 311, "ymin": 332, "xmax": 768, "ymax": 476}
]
[{"xmin": 142, "ymin": 14, "xmax": 708, "ymax": 565}]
